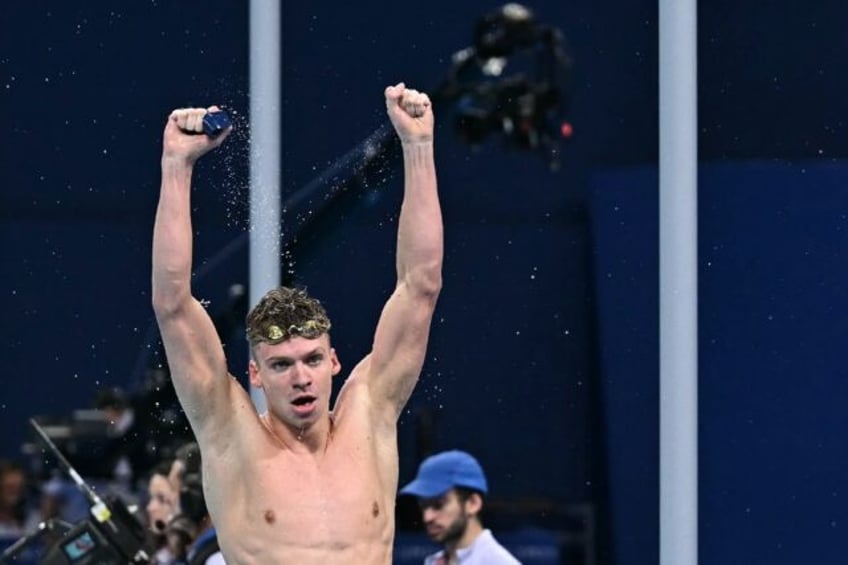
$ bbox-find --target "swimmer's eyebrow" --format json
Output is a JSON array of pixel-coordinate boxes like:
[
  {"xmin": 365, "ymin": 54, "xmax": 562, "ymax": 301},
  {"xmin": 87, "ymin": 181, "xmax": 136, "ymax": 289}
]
[
  {"xmin": 264, "ymin": 355, "xmax": 293, "ymax": 364},
  {"xmin": 264, "ymin": 347, "xmax": 325, "ymax": 363}
]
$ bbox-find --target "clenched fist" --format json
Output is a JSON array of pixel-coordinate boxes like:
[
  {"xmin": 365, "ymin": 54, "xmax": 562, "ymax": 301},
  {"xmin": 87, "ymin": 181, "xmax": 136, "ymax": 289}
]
[
  {"xmin": 385, "ymin": 83, "xmax": 434, "ymax": 145},
  {"xmin": 162, "ymin": 106, "xmax": 232, "ymax": 165}
]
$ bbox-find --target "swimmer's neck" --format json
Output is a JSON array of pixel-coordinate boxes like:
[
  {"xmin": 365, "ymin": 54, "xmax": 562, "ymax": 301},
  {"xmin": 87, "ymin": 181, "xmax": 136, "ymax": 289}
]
[{"xmin": 260, "ymin": 412, "xmax": 335, "ymax": 453}]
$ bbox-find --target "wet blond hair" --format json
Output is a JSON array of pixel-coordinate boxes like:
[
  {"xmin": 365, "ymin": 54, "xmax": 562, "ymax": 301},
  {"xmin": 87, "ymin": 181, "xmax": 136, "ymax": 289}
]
[{"xmin": 245, "ymin": 287, "xmax": 331, "ymax": 351}]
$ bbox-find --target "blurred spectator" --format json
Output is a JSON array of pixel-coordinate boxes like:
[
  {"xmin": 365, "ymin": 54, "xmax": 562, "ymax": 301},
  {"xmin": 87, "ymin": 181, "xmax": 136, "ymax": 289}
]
[
  {"xmin": 165, "ymin": 441, "xmax": 223, "ymax": 565},
  {"xmin": 145, "ymin": 459, "xmax": 179, "ymax": 564},
  {"xmin": 173, "ymin": 472, "xmax": 223, "ymax": 565},
  {"xmin": 168, "ymin": 442, "xmax": 202, "ymax": 497},
  {"xmin": 0, "ymin": 459, "xmax": 40, "ymax": 539},
  {"xmin": 399, "ymin": 450, "xmax": 520, "ymax": 565}
]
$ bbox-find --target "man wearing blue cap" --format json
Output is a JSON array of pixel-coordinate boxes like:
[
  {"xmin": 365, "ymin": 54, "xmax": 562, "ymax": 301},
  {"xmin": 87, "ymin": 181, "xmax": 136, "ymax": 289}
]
[{"xmin": 400, "ymin": 450, "xmax": 521, "ymax": 564}]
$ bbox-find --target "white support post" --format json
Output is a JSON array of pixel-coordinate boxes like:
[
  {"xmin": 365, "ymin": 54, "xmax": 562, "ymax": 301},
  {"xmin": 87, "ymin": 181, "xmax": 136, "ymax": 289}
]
[
  {"xmin": 659, "ymin": 0, "xmax": 698, "ymax": 563},
  {"xmin": 248, "ymin": 0, "xmax": 281, "ymax": 413}
]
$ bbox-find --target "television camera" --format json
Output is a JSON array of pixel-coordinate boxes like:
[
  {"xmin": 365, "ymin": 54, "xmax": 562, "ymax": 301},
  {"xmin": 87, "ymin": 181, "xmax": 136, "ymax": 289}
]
[
  {"xmin": 1, "ymin": 419, "xmax": 150, "ymax": 565},
  {"xmin": 436, "ymin": 3, "xmax": 574, "ymax": 169}
]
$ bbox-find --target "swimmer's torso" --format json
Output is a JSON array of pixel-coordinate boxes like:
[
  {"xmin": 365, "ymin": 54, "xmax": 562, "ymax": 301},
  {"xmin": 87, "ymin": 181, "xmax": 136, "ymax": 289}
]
[{"xmin": 201, "ymin": 376, "xmax": 397, "ymax": 565}]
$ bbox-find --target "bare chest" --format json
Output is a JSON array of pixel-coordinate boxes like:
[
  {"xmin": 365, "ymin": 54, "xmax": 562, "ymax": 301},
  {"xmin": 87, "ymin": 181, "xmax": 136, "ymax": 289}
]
[
  {"xmin": 204, "ymin": 433, "xmax": 397, "ymax": 561},
  {"xmin": 253, "ymin": 450, "xmax": 389, "ymax": 532}
]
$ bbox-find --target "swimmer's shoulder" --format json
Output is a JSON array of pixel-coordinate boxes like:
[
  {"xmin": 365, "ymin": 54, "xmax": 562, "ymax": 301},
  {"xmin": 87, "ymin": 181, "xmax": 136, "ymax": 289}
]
[{"xmin": 196, "ymin": 382, "xmax": 273, "ymax": 455}]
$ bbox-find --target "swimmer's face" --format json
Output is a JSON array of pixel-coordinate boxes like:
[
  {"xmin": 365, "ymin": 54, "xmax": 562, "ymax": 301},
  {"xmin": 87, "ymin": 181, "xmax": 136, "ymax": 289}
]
[
  {"xmin": 418, "ymin": 489, "xmax": 480, "ymax": 544},
  {"xmin": 249, "ymin": 334, "xmax": 341, "ymax": 428}
]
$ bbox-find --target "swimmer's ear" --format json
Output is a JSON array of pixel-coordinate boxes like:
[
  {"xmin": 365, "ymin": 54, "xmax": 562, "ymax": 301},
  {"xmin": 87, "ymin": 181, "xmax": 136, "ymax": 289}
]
[
  {"xmin": 330, "ymin": 348, "xmax": 341, "ymax": 377},
  {"xmin": 248, "ymin": 359, "xmax": 263, "ymax": 389}
]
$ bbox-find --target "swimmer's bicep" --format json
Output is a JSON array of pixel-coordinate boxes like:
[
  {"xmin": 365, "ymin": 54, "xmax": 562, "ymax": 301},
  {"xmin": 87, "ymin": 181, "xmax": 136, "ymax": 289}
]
[
  {"xmin": 157, "ymin": 297, "xmax": 230, "ymax": 418},
  {"xmin": 367, "ymin": 284, "xmax": 436, "ymax": 414}
]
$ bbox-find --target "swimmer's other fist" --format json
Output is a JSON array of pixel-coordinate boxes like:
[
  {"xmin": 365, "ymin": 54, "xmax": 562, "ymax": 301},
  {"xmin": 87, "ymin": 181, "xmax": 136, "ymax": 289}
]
[{"xmin": 385, "ymin": 83, "xmax": 433, "ymax": 145}]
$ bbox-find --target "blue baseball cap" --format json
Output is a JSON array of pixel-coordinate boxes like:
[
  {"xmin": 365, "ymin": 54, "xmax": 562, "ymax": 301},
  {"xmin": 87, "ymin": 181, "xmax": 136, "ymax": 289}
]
[{"xmin": 399, "ymin": 450, "xmax": 488, "ymax": 498}]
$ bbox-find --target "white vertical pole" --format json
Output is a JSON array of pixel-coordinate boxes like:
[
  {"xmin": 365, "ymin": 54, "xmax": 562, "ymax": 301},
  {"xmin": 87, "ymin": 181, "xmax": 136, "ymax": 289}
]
[
  {"xmin": 248, "ymin": 0, "xmax": 281, "ymax": 413},
  {"xmin": 659, "ymin": 0, "xmax": 698, "ymax": 563}
]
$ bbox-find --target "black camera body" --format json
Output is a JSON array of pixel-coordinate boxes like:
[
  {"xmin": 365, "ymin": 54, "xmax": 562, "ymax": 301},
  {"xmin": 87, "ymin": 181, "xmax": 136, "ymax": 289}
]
[
  {"xmin": 38, "ymin": 496, "xmax": 149, "ymax": 565},
  {"xmin": 1, "ymin": 421, "xmax": 151, "ymax": 565}
]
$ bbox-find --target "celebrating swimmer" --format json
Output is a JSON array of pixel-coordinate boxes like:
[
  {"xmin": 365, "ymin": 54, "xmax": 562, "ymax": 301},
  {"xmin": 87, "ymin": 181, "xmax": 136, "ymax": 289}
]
[{"xmin": 152, "ymin": 82, "xmax": 443, "ymax": 564}]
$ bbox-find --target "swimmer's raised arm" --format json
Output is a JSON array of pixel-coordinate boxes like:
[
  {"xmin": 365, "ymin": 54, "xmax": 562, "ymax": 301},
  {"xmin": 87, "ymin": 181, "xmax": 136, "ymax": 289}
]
[
  {"xmin": 152, "ymin": 107, "xmax": 234, "ymax": 437},
  {"xmin": 359, "ymin": 83, "xmax": 443, "ymax": 425}
]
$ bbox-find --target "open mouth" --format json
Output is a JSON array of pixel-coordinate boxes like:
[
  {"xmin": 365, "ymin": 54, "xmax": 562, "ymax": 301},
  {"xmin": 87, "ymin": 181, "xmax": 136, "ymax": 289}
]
[{"xmin": 291, "ymin": 395, "xmax": 317, "ymax": 413}]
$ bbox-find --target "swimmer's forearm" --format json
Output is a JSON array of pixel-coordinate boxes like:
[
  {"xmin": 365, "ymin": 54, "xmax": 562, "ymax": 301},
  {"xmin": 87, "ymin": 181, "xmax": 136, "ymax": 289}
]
[
  {"xmin": 152, "ymin": 159, "xmax": 196, "ymax": 313},
  {"xmin": 396, "ymin": 141, "xmax": 443, "ymax": 295}
]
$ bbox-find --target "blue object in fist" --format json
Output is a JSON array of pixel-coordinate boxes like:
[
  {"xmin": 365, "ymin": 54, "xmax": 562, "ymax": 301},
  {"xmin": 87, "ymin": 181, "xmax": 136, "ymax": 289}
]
[{"xmin": 203, "ymin": 110, "xmax": 232, "ymax": 137}]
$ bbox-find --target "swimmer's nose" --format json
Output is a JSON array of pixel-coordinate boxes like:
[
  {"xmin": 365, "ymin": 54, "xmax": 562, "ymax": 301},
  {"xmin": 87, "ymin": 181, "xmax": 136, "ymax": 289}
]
[{"xmin": 291, "ymin": 363, "xmax": 312, "ymax": 388}]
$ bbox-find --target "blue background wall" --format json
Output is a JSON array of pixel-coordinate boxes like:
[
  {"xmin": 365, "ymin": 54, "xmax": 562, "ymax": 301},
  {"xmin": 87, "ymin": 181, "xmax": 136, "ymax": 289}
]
[{"xmin": 2, "ymin": 0, "xmax": 848, "ymax": 563}]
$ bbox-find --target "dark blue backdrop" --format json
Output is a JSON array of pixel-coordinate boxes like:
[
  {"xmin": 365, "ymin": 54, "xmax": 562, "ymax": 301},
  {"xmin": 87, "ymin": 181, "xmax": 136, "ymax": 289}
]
[{"xmin": 589, "ymin": 162, "xmax": 848, "ymax": 563}]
